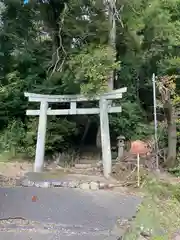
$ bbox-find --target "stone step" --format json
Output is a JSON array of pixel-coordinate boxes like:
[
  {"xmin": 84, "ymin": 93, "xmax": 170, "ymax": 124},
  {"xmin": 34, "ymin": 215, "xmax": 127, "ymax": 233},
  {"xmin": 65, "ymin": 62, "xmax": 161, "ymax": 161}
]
[{"xmin": 74, "ymin": 163, "xmax": 101, "ymax": 169}]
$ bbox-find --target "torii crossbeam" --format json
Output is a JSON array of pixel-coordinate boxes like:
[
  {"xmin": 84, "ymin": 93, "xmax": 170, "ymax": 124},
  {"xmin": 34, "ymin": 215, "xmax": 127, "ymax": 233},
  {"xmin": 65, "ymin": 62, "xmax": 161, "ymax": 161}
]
[{"xmin": 24, "ymin": 87, "xmax": 127, "ymax": 178}]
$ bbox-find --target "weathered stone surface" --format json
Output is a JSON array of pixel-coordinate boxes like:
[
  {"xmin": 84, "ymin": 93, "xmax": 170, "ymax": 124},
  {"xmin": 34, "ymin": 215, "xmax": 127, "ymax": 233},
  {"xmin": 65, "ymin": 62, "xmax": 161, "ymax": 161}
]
[
  {"xmin": 68, "ymin": 181, "xmax": 79, "ymax": 188},
  {"xmin": 79, "ymin": 182, "xmax": 90, "ymax": 190},
  {"xmin": 51, "ymin": 181, "xmax": 63, "ymax": 187},
  {"xmin": 21, "ymin": 179, "xmax": 34, "ymax": 187},
  {"xmin": 90, "ymin": 182, "xmax": 99, "ymax": 190},
  {"xmin": 34, "ymin": 181, "xmax": 50, "ymax": 188},
  {"xmin": 20, "ymin": 175, "xmax": 117, "ymax": 191},
  {"xmin": 75, "ymin": 164, "xmax": 92, "ymax": 169},
  {"xmin": 99, "ymin": 182, "xmax": 106, "ymax": 189},
  {"xmin": 43, "ymin": 181, "xmax": 51, "ymax": 188},
  {"xmin": 108, "ymin": 183, "xmax": 115, "ymax": 189},
  {"xmin": 61, "ymin": 181, "xmax": 69, "ymax": 187},
  {"xmin": 21, "ymin": 171, "xmax": 119, "ymax": 192}
]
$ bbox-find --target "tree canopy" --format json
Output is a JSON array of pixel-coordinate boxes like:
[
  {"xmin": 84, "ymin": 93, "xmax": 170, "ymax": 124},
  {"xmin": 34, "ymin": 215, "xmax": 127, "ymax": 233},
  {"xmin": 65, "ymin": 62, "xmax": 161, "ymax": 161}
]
[{"xmin": 0, "ymin": 0, "xmax": 179, "ymax": 166}]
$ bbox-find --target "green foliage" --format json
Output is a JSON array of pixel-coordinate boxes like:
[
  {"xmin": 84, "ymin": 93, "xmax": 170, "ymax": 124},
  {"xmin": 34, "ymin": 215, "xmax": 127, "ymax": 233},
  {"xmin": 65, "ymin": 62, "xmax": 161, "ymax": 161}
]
[
  {"xmin": 69, "ymin": 45, "xmax": 120, "ymax": 95},
  {"xmin": 27, "ymin": 117, "xmax": 78, "ymax": 157},
  {"xmin": 0, "ymin": 117, "xmax": 78, "ymax": 159},
  {"xmin": 110, "ymin": 101, "xmax": 154, "ymax": 140},
  {"xmin": 0, "ymin": 119, "xmax": 26, "ymax": 157},
  {"xmin": 0, "ymin": 0, "xmax": 180, "ymax": 161},
  {"xmin": 45, "ymin": 117, "xmax": 78, "ymax": 154}
]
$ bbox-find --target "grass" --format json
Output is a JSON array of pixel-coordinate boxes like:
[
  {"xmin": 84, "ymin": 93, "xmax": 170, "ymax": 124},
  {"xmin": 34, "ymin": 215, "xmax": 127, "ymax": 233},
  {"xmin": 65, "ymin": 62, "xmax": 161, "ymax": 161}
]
[
  {"xmin": 0, "ymin": 151, "xmax": 31, "ymax": 163},
  {"xmin": 124, "ymin": 175, "xmax": 180, "ymax": 239}
]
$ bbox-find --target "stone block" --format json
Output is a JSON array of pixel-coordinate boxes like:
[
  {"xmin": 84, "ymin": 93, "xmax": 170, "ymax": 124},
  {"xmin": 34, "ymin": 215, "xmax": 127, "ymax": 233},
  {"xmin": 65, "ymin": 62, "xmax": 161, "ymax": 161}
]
[
  {"xmin": 99, "ymin": 182, "xmax": 106, "ymax": 189},
  {"xmin": 68, "ymin": 181, "xmax": 79, "ymax": 188},
  {"xmin": 61, "ymin": 181, "xmax": 69, "ymax": 187},
  {"xmin": 21, "ymin": 179, "xmax": 34, "ymax": 187},
  {"xmin": 51, "ymin": 181, "xmax": 63, "ymax": 187},
  {"xmin": 39, "ymin": 181, "xmax": 51, "ymax": 188},
  {"xmin": 75, "ymin": 164, "xmax": 92, "ymax": 169},
  {"xmin": 79, "ymin": 182, "xmax": 90, "ymax": 190},
  {"xmin": 34, "ymin": 181, "xmax": 48, "ymax": 188},
  {"xmin": 90, "ymin": 181, "xmax": 99, "ymax": 190}
]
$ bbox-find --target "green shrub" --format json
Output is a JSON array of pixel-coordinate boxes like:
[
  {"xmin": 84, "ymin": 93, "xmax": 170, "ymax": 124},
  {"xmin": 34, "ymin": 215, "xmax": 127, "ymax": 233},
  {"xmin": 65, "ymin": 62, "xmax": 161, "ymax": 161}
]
[
  {"xmin": 0, "ymin": 119, "xmax": 26, "ymax": 158},
  {"xmin": 109, "ymin": 100, "xmax": 154, "ymax": 141}
]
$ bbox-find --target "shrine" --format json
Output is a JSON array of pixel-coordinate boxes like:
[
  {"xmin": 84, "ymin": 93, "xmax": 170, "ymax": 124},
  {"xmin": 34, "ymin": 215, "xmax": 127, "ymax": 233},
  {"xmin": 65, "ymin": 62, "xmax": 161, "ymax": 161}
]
[{"xmin": 25, "ymin": 87, "xmax": 127, "ymax": 178}]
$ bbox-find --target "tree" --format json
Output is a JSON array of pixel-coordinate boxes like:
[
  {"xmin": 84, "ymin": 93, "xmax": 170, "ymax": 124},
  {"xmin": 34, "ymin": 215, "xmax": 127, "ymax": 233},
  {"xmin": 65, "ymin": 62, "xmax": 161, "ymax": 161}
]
[
  {"xmin": 0, "ymin": 0, "xmax": 180, "ymax": 166},
  {"xmin": 157, "ymin": 76, "xmax": 177, "ymax": 167}
]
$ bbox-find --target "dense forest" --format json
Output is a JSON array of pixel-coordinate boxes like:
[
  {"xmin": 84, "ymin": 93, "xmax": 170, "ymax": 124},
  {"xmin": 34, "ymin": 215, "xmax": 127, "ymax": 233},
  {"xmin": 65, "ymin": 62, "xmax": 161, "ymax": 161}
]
[{"xmin": 0, "ymin": 0, "xmax": 179, "ymax": 167}]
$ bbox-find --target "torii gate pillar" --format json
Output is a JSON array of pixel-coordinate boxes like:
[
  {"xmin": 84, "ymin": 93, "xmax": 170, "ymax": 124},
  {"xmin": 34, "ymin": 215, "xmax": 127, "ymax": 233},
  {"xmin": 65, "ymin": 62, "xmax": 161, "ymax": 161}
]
[{"xmin": 25, "ymin": 87, "xmax": 127, "ymax": 178}]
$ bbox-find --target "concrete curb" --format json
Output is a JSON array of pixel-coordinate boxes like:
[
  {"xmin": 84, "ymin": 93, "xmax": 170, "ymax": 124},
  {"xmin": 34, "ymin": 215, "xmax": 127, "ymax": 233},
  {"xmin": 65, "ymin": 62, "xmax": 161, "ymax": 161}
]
[{"xmin": 20, "ymin": 178, "xmax": 115, "ymax": 190}]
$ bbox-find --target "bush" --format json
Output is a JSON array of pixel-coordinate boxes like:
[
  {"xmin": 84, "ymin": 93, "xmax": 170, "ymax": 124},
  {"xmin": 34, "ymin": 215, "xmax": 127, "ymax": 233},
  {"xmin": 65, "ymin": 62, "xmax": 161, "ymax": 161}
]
[
  {"xmin": 0, "ymin": 119, "xmax": 26, "ymax": 158},
  {"xmin": 109, "ymin": 100, "xmax": 154, "ymax": 141},
  {"xmin": 0, "ymin": 117, "xmax": 79, "ymax": 160}
]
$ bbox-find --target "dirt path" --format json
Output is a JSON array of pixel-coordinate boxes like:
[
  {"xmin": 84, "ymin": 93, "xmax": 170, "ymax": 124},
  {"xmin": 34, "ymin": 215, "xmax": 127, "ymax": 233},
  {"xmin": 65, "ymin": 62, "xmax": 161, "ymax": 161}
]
[{"xmin": 0, "ymin": 162, "xmax": 32, "ymax": 178}]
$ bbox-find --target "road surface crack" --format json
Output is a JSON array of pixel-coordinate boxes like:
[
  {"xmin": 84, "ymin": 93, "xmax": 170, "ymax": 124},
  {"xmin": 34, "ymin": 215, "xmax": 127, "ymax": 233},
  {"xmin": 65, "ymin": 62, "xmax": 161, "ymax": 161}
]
[{"xmin": 0, "ymin": 217, "xmax": 26, "ymax": 221}]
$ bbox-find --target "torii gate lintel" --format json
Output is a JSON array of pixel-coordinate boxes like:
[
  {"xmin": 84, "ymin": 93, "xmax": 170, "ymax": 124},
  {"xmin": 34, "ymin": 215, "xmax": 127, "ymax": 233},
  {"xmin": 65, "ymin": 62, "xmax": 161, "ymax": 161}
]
[{"xmin": 24, "ymin": 87, "xmax": 127, "ymax": 178}]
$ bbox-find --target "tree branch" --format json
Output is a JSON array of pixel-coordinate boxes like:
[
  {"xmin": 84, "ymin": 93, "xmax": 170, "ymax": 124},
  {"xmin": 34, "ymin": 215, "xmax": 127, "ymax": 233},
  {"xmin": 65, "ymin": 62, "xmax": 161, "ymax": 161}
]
[{"xmin": 47, "ymin": 2, "xmax": 68, "ymax": 78}]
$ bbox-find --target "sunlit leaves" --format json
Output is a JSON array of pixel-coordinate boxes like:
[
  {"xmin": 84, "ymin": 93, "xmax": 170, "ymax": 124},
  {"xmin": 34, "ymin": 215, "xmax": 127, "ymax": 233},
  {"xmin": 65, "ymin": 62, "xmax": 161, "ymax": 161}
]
[{"xmin": 69, "ymin": 44, "xmax": 120, "ymax": 95}]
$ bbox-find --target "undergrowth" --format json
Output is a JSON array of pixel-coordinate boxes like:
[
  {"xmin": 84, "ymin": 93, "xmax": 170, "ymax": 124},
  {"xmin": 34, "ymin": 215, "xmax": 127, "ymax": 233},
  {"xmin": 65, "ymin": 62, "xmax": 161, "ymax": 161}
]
[{"xmin": 124, "ymin": 174, "xmax": 180, "ymax": 239}]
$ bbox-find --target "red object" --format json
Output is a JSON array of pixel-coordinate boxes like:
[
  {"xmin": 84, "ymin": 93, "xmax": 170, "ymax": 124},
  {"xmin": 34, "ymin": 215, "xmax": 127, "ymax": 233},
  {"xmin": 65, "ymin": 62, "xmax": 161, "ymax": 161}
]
[
  {"xmin": 130, "ymin": 140, "xmax": 150, "ymax": 155},
  {"xmin": 32, "ymin": 196, "xmax": 38, "ymax": 202}
]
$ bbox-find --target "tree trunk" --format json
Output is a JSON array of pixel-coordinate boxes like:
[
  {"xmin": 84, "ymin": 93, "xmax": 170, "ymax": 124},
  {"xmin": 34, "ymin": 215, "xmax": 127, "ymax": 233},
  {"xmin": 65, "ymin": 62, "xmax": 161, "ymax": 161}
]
[
  {"xmin": 52, "ymin": 32, "xmax": 60, "ymax": 65},
  {"xmin": 164, "ymin": 101, "xmax": 177, "ymax": 167},
  {"xmin": 108, "ymin": 0, "xmax": 116, "ymax": 89},
  {"xmin": 96, "ymin": 0, "xmax": 116, "ymax": 151}
]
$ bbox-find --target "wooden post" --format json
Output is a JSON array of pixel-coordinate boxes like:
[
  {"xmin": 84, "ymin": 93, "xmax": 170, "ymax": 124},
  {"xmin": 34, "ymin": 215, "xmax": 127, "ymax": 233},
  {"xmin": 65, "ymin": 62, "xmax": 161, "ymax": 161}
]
[
  {"xmin": 34, "ymin": 101, "xmax": 48, "ymax": 172},
  {"xmin": 99, "ymin": 98, "xmax": 112, "ymax": 178},
  {"xmin": 137, "ymin": 153, "xmax": 140, "ymax": 187}
]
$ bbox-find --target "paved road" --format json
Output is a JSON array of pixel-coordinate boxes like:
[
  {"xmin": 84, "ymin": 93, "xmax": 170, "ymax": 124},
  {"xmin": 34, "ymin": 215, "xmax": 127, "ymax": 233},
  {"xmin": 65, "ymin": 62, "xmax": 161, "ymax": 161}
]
[{"xmin": 0, "ymin": 187, "xmax": 142, "ymax": 239}]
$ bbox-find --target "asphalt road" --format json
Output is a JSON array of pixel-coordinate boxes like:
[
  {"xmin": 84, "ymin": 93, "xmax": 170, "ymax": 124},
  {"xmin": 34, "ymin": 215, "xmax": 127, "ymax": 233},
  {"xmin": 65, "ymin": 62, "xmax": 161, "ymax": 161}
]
[{"xmin": 0, "ymin": 187, "xmax": 142, "ymax": 239}]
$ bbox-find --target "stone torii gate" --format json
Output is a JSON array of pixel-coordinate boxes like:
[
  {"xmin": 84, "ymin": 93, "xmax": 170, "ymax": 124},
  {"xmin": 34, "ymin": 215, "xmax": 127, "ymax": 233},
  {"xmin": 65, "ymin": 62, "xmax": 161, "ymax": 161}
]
[{"xmin": 24, "ymin": 87, "xmax": 127, "ymax": 178}]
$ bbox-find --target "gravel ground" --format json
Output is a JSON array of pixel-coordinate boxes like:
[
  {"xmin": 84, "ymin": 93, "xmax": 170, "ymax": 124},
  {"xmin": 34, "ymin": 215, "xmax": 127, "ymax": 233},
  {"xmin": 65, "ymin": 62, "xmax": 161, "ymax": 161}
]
[{"xmin": 0, "ymin": 175, "xmax": 18, "ymax": 187}]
